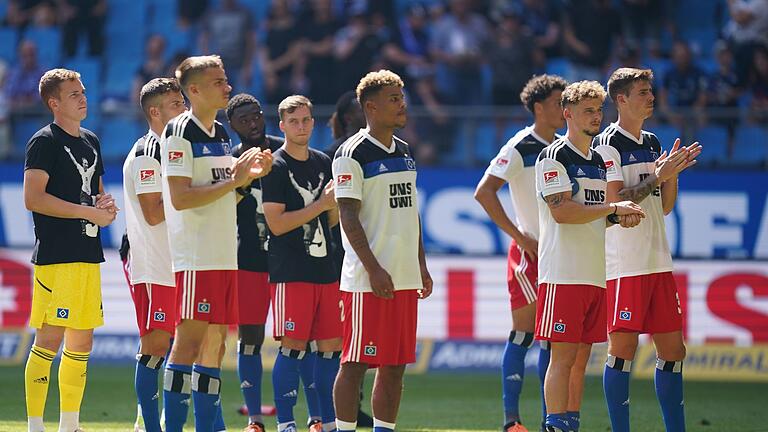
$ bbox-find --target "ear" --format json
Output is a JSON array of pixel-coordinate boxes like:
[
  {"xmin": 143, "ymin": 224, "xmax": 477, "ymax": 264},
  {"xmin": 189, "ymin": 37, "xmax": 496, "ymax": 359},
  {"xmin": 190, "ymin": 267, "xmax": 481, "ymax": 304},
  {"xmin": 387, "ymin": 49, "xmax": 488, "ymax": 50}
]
[
  {"xmin": 47, "ymin": 97, "xmax": 57, "ymax": 112},
  {"xmin": 149, "ymin": 105, "xmax": 160, "ymax": 120},
  {"xmin": 616, "ymin": 93, "xmax": 626, "ymax": 106},
  {"xmin": 279, "ymin": 120, "xmax": 285, "ymax": 132},
  {"xmin": 563, "ymin": 106, "xmax": 572, "ymax": 120}
]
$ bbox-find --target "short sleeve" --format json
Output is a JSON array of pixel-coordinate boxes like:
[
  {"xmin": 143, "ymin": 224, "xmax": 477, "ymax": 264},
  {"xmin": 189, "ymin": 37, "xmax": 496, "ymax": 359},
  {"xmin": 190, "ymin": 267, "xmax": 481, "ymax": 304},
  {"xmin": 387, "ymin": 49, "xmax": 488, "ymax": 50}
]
[
  {"xmin": 593, "ymin": 145, "xmax": 624, "ymax": 183},
  {"xmin": 132, "ymin": 155, "xmax": 163, "ymax": 195},
  {"xmin": 535, "ymin": 157, "xmax": 572, "ymax": 197},
  {"xmin": 332, "ymin": 156, "xmax": 364, "ymax": 201},
  {"xmin": 261, "ymin": 161, "xmax": 288, "ymax": 205},
  {"xmin": 24, "ymin": 134, "xmax": 55, "ymax": 173},
  {"xmin": 163, "ymin": 135, "xmax": 193, "ymax": 178},
  {"xmin": 485, "ymin": 144, "xmax": 524, "ymax": 182}
]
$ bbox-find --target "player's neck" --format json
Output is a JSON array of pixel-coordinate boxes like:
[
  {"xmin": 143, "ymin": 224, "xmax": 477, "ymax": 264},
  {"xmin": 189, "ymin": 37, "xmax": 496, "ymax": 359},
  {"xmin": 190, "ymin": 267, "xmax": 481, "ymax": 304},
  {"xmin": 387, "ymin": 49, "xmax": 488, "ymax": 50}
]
[
  {"xmin": 190, "ymin": 106, "xmax": 217, "ymax": 131},
  {"xmin": 242, "ymin": 135, "xmax": 266, "ymax": 150},
  {"xmin": 52, "ymin": 116, "xmax": 81, "ymax": 137},
  {"xmin": 565, "ymin": 130, "xmax": 592, "ymax": 155},
  {"xmin": 367, "ymin": 124, "xmax": 394, "ymax": 149},
  {"xmin": 284, "ymin": 140, "xmax": 309, "ymax": 161},
  {"xmin": 532, "ymin": 122, "xmax": 556, "ymax": 143},
  {"xmin": 148, "ymin": 121, "xmax": 164, "ymax": 138},
  {"xmin": 616, "ymin": 114, "xmax": 644, "ymax": 140}
]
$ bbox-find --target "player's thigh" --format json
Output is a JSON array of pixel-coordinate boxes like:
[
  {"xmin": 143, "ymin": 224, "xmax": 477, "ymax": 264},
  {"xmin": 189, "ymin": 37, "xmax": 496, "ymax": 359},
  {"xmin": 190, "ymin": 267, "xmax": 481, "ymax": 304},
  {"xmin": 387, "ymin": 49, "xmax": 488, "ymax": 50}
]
[
  {"xmin": 63, "ymin": 328, "xmax": 94, "ymax": 352},
  {"xmin": 33, "ymin": 323, "xmax": 65, "ymax": 352},
  {"xmin": 316, "ymin": 337, "xmax": 343, "ymax": 352},
  {"xmin": 170, "ymin": 319, "xmax": 209, "ymax": 361},
  {"xmin": 139, "ymin": 329, "xmax": 173, "ymax": 357},
  {"xmin": 652, "ymin": 330, "xmax": 686, "ymax": 361},
  {"xmin": 238, "ymin": 324, "xmax": 265, "ymax": 346},
  {"xmin": 607, "ymin": 331, "xmax": 640, "ymax": 360},
  {"xmin": 548, "ymin": 342, "xmax": 580, "ymax": 369},
  {"xmin": 197, "ymin": 324, "xmax": 227, "ymax": 367},
  {"xmin": 281, "ymin": 335, "xmax": 309, "ymax": 351},
  {"xmin": 511, "ymin": 302, "xmax": 537, "ymax": 333},
  {"xmin": 375, "ymin": 364, "xmax": 406, "ymax": 385}
]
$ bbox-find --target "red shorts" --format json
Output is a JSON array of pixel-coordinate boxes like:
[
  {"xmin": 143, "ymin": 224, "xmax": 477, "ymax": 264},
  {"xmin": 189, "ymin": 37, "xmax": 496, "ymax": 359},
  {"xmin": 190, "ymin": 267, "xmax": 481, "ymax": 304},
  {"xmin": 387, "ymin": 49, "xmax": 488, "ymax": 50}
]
[
  {"xmin": 607, "ymin": 272, "xmax": 683, "ymax": 334},
  {"xmin": 237, "ymin": 270, "xmax": 270, "ymax": 325},
  {"xmin": 535, "ymin": 283, "xmax": 607, "ymax": 344},
  {"xmin": 507, "ymin": 240, "xmax": 538, "ymax": 311},
  {"xmin": 270, "ymin": 281, "xmax": 342, "ymax": 341},
  {"xmin": 175, "ymin": 270, "xmax": 238, "ymax": 325},
  {"xmin": 130, "ymin": 283, "xmax": 177, "ymax": 336},
  {"xmin": 341, "ymin": 290, "xmax": 418, "ymax": 367}
]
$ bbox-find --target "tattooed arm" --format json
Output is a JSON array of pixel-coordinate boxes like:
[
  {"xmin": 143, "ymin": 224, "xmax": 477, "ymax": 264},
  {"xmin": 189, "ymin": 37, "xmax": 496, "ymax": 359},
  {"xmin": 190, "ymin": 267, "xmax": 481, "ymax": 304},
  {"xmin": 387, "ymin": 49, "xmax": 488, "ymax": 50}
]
[
  {"xmin": 616, "ymin": 174, "xmax": 659, "ymax": 203},
  {"xmin": 544, "ymin": 190, "xmax": 644, "ymax": 225}
]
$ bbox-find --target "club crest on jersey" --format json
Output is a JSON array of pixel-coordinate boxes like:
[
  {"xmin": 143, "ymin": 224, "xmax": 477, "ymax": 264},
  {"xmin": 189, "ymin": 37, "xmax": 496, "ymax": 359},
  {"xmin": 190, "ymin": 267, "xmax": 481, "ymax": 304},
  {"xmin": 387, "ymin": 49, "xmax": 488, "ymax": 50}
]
[
  {"xmin": 153, "ymin": 311, "xmax": 166, "ymax": 322},
  {"xmin": 197, "ymin": 302, "xmax": 210, "ymax": 313},
  {"xmin": 336, "ymin": 174, "xmax": 353, "ymax": 190},
  {"xmin": 619, "ymin": 310, "xmax": 632, "ymax": 321},
  {"xmin": 285, "ymin": 321, "xmax": 296, "ymax": 331},
  {"xmin": 364, "ymin": 345, "xmax": 377, "ymax": 356},
  {"xmin": 543, "ymin": 170, "xmax": 561, "ymax": 186},
  {"xmin": 222, "ymin": 142, "xmax": 231, "ymax": 154},
  {"xmin": 139, "ymin": 169, "xmax": 156, "ymax": 186},
  {"xmin": 56, "ymin": 308, "xmax": 69, "ymax": 319},
  {"xmin": 168, "ymin": 151, "xmax": 184, "ymax": 166},
  {"xmin": 405, "ymin": 158, "xmax": 416, "ymax": 170},
  {"xmin": 553, "ymin": 322, "xmax": 566, "ymax": 333}
]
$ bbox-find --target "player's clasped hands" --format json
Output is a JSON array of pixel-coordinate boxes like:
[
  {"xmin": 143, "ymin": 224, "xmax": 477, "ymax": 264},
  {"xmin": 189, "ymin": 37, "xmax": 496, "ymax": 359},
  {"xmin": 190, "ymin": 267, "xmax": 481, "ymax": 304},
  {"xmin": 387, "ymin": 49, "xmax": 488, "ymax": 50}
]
[
  {"xmin": 90, "ymin": 193, "xmax": 118, "ymax": 226},
  {"xmin": 370, "ymin": 265, "xmax": 395, "ymax": 299},
  {"xmin": 655, "ymin": 138, "xmax": 702, "ymax": 181},
  {"xmin": 232, "ymin": 147, "xmax": 272, "ymax": 186},
  {"xmin": 613, "ymin": 200, "xmax": 646, "ymax": 228}
]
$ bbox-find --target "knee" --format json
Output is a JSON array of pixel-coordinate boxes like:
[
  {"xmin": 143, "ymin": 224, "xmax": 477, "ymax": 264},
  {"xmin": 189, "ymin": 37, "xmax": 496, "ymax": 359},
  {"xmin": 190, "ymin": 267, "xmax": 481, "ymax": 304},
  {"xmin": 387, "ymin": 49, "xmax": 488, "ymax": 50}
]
[
  {"xmin": 609, "ymin": 340, "xmax": 639, "ymax": 360},
  {"xmin": 658, "ymin": 343, "xmax": 686, "ymax": 362}
]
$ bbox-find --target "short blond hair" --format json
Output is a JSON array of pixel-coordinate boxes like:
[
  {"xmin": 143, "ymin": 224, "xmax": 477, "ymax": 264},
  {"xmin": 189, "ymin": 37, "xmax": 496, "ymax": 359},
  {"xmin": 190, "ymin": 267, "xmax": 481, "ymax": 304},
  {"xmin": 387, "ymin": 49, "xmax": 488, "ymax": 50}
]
[
  {"xmin": 356, "ymin": 69, "xmax": 404, "ymax": 105},
  {"xmin": 278, "ymin": 95, "xmax": 313, "ymax": 120},
  {"xmin": 174, "ymin": 55, "xmax": 224, "ymax": 91},
  {"xmin": 561, "ymin": 80, "xmax": 607, "ymax": 107},
  {"xmin": 607, "ymin": 68, "xmax": 654, "ymax": 103},
  {"xmin": 38, "ymin": 68, "xmax": 81, "ymax": 111}
]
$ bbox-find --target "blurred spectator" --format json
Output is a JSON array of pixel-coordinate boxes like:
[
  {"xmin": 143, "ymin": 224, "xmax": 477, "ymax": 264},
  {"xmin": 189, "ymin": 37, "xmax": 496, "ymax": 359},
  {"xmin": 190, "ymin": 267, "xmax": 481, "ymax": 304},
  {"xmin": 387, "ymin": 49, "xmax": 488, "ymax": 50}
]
[
  {"xmin": 382, "ymin": 4, "xmax": 433, "ymax": 88},
  {"xmin": 131, "ymin": 35, "xmax": 169, "ymax": 103},
  {"xmin": 259, "ymin": 0, "xmax": 305, "ymax": 104},
  {"xmin": 59, "ymin": 0, "xmax": 106, "ymax": 57},
  {"xmin": 724, "ymin": 0, "xmax": 768, "ymax": 84},
  {"xmin": 517, "ymin": 0, "xmax": 561, "ymax": 59},
  {"xmin": 708, "ymin": 41, "xmax": 741, "ymax": 136},
  {"xmin": 0, "ymin": 62, "xmax": 10, "ymax": 160},
  {"xmin": 199, "ymin": 0, "xmax": 256, "ymax": 90},
  {"xmin": 562, "ymin": 0, "xmax": 622, "ymax": 82},
  {"xmin": 299, "ymin": 0, "xmax": 341, "ymax": 105},
  {"xmin": 334, "ymin": 8, "xmax": 385, "ymax": 95},
  {"xmin": 621, "ymin": 0, "xmax": 664, "ymax": 56},
  {"xmin": 326, "ymin": 90, "xmax": 365, "ymax": 157},
  {"xmin": 4, "ymin": 40, "xmax": 45, "ymax": 109},
  {"xmin": 488, "ymin": 8, "xmax": 537, "ymax": 107},
  {"xmin": 178, "ymin": 0, "xmax": 209, "ymax": 27},
  {"xmin": 5, "ymin": 0, "xmax": 53, "ymax": 28},
  {"xmin": 748, "ymin": 44, "xmax": 768, "ymax": 121},
  {"xmin": 430, "ymin": 0, "xmax": 490, "ymax": 105},
  {"xmin": 659, "ymin": 41, "xmax": 708, "ymax": 125}
]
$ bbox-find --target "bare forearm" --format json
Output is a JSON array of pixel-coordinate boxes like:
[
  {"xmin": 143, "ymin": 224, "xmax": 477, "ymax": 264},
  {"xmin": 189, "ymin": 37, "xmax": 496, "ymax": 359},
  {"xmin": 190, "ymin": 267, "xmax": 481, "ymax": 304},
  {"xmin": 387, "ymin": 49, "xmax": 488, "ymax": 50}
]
[
  {"xmin": 266, "ymin": 200, "xmax": 327, "ymax": 236},
  {"xmin": 661, "ymin": 177, "xmax": 678, "ymax": 215},
  {"xmin": 170, "ymin": 180, "xmax": 236, "ymax": 210},
  {"xmin": 327, "ymin": 207, "xmax": 339, "ymax": 228},
  {"xmin": 418, "ymin": 219, "xmax": 427, "ymax": 268},
  {"xmin": 26, "ymin": 192, "xmax": 92, "ymax": 219},
  {"xmin": 475, "ymin": 190, "xmax": 526, "ymax": 243},
  {"xmin": 549, "ymin": 197, "xmax": 613, "ymax": 224},
  {"xmin": 340, "ymin": 213, "xmax": 382, "ymax": 273},
  {"xmin": 618, "ymin": 174, "xmax": 659, "ymax": 203}
]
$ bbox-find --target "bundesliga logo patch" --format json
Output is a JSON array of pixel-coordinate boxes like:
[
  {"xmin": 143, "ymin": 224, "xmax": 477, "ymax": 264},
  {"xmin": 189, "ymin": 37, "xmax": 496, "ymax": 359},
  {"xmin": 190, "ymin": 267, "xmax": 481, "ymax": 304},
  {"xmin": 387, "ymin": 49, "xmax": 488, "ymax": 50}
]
[
  {"xmin": 543, "ymin": 170, "xmax": 560, "ymax": 187},
  {"xmin": 364, "ymin": 345, "xmax": 377, "ymax": 356},
  {"xmin": 496, "ymin": 158, "xmax": 509, "ymax": 167},
  {"xmin": 56, "ymin": 308, "xmax": 69, "ymax": 319},
  {"xmin": 619, "ymin": 310, "xmax": 632, "ymax": 321},
  {"xmin": 553, "ymin": 322, "xmax": 566, "ymax": 333},
  {"xmin": 153, "ymin": 311, "xmax": 166, "ymax": 322},
  {"xmin": 197, "ymin": 302, "xmax": 210, "ymax": 313},
  {"xmin": 168, "ymin": 151, "xmax": 184, "ymax": 166},
  {"xmin": 285, "ymin": 321, "xmax": 296, "ymax": 331},
  {"xmin": 604, "ymin": 160, "xmax": 617, "ymax": 174},
  {"xmin": 139, "ymin": 169, "xmax": 156, "ymax": 186},
  {"xmin": 336, "ymin": 174, "xmax": 353, "ymax": 190}
]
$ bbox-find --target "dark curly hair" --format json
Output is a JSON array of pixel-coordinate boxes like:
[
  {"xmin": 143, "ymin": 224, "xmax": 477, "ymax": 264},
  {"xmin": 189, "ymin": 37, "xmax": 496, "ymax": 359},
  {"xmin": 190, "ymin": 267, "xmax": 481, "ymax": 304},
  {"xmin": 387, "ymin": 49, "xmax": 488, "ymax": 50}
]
[
  {"xmin": 226, "ymin": 93, "xmax": 261, "ymax": 121},
  {"xmin": 519, "ymin": 74, "xmax": 568, "ymax": 113}
]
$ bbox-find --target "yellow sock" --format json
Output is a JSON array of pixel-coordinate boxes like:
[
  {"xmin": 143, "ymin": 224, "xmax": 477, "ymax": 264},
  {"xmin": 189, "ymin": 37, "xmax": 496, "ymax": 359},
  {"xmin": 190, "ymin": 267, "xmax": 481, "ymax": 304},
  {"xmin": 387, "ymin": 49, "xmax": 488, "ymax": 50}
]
[
  {"xmin": 59, "ymin": 349, "xmax": 90, "ymax": 413},
  {"xmin": 25, "ymin": 345, "xmax": 56, "ymax": 418}
]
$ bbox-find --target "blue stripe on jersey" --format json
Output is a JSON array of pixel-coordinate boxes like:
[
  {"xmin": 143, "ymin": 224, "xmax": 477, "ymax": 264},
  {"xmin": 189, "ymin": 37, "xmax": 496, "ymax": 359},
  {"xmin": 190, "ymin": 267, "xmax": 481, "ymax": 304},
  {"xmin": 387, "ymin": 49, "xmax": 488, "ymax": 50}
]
[
  {"xmin": 191, "ymin": 142, "xmax": 232, "ymax": 158},
  {"xmin": 362, "ymin": 157, "xmax": 417, "ymax": 178},
  {"xmin": 621, "ymin": 148, "xmax": 657, "ymax": 166},
  {"xmin": 522, "ymin": 153, "xmax": 538, "ymax": 167},
  {"xmin": 567, "ymin": 164, "xmax": 606, "ymax": 180}
]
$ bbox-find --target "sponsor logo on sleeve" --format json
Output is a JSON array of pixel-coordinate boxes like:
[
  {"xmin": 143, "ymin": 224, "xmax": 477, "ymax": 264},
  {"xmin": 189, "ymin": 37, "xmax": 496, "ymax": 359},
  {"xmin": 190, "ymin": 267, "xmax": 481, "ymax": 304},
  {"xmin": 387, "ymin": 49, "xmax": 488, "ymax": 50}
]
[
  {"xmin": 336, "ymin": 174, "xmax": 353, "ymax": 190},
  {"xmin": 139, "ymin": 169, "xmax": 156, "ymax": 186},
  {"xmin": 168, "ymin": 151, "xmax": 184, "ymax": 166},
  {"xmin": 496, "ymin": 158, "xmax": 509, "ymax": 167},
  {"xmin": 605, "ymin": 160, "xmax": 617, "ymax": 175},
  {"xmin": 543, "ymin": 170, "xmax": 561, "ymax": 187}
]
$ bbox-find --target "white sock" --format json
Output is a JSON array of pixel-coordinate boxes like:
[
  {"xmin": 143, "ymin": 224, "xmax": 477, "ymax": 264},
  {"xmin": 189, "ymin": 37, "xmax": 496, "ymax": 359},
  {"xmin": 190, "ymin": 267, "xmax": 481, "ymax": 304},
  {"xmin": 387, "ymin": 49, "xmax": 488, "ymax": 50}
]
[
  {"xmin": 336, "ymin": 419, "xmax": 357, "ymax": 431},
  {"xmin": 58, "ymin": 412, "xmax": 79, "ymax": 432},
  {"xmin": 28, "ymin": 416, "xmax": 44, "ymax": 432},
  {"xmin": 373, "ymin": 418, "xmax": 396, "ymax": 430}
]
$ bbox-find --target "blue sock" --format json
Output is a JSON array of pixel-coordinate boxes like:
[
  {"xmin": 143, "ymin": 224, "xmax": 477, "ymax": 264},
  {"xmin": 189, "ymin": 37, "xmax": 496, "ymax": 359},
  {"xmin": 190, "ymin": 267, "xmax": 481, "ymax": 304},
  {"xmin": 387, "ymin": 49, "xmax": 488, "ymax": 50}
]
[
  {"xmin": 545, "ymin": 413, "xmax": 570, "ymax": 431},
  {"xmin": 192, "ymin": 365, "xmax": 221, "ymax": 432},
  {"xmin": 566, "ymin": 411, "xmax": 580, "ymax": 431},
  {"xmin": 604, "ymin": 355, "xmax": 631, "ymax": 432},
  {"xmin": 135, "ymin": 355, "xmax": 164, "ymax": 432},
  {"xmin": 238, "ymin": 342, "xmax": 264, "ymax": 421},
  {"xmin": 655, "ymin": 359, "xmax": 685, "ymax": 432},
  {"xmin": 163, "ymin": 363, "xmax": 192, "ymax": 432},
  {"xmin": 273, "ymin": 347, "xmax": 303, "ymax": 424},
  {"xmin": 538, "ymin": 341, "xmax": 551, "ymax": 427},
  {"xmin": 315, "ymin": 352, "xmax": 341, "ymax": 425},
  {"xmin": 502, "ymin": 331, "xmax": 533, "ymax": 423},
  {"xmin": 214, "ymin": 398, "xmax": 226, "ymax": 431},
  {"xmin": 299, "ymin": 350, "xmax": 322, "ymax": 420}
]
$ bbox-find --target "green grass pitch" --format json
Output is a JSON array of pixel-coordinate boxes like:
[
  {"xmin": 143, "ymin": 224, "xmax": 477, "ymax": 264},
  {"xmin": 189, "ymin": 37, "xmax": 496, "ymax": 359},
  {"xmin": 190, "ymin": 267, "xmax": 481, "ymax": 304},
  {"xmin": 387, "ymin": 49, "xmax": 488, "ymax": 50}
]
[{"xmin": 0, "ymin": 365, "xmax": 763, "ymax": 431}]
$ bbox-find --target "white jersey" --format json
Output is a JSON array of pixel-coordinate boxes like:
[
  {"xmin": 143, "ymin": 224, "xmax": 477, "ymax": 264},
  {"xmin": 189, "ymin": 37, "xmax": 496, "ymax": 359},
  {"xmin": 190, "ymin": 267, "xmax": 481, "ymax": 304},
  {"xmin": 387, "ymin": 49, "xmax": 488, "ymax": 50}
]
[
  {"xmin": 122, "ymin": 130, "xmax": 174, "ymax": 286},
  {"xmin": 536, "ymin": 138, "xmax": 609, "ymax": 288},
  {"xmin": 332, "ymin": 129, "xmax": 422, "ymax": 293},
  {"xmin": 161, "ymin": 111, "xmax": 238, "ymax": 272},
  {"xmin": 485, "ymin": 125, "xmax": 552, "ymax": 240},
  {"xmin": 593, "ymin": 123, "xmax": 673, "ymax": 279}
]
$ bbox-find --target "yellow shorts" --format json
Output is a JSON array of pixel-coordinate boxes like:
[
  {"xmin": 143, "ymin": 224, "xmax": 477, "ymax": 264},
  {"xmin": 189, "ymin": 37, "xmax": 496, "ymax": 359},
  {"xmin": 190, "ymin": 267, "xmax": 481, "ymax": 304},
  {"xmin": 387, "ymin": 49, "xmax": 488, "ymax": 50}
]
[{"xmin": 30, "ymin": 263, "xmax": 104, "ymax": 330}]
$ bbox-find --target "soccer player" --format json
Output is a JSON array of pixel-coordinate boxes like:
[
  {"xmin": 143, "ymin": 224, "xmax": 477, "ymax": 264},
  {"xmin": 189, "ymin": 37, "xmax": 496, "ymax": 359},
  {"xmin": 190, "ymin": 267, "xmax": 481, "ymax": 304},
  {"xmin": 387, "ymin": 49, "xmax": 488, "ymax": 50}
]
[
  {"xmin": 161, "ymin": 55, "xmax": 272, "ymax": 432},
  {"xmin": 332, "ymin": 70, "xmax": 433, "ymax": 432},
  {"xmin": 261, "ymin": 95, "xmax": 341, "ymax": 432},
  {"xmin": 474, "ymin": 74, "xmax": 567, "ymax": 432},
  {"xmin": 534, "ymin": 81, "xmax": 644, "ymax": 432},
  {"xmin": 593, "ymin": 68, "xmax": 701, "ymax": 432},
  {"xmin": 23, "ymin": 68, "xmax": 117, "ymax": 432},
  {"xmin": 122, "ymin": 77, "xmax": 187, "ymax": 432}
]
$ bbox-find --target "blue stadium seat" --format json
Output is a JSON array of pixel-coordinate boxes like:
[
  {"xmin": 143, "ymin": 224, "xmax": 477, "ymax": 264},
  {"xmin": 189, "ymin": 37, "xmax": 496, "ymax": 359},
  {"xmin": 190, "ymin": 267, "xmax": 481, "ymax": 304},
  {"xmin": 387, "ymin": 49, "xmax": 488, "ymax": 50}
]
[
  {"xmin": 474, "ymin": 121, "xmax": 499, "ymax": 162},
  {"xmin": 106, "ymin": 0, "xmax": 147, "ymax": 59},
  {"xmin": 65, "ymin": 57, "xmax": 102, "ymax": 105},
  {"xmin": 99, "ymin": 116, "xmax": 145, "ymax": 161},
  {"xmin": 0, "ymin": 28, "xmax": 18, "ymax": 64},
  {"xmin": 693, "ymin": 125, "xmax": 728, "ymax": 166},
  {"xmin": 12, "ymin": 117, "xmax": 48, "ymax": 155},
  {"xmin": 104, "ymin": 58, "xmax": 141, "ymax": 101},
  {"xmin": 732, "ymin": 126, "xmax": 768, "ymax": 166},
  {"xmin": 546, "ymin": 57, "xmax": 570, "ymax": 78},
  {"xmin": 23, "ymin": 27, "xmax": 61, "ymax": 68},
  {"xmin": 652, "ymin": 124, "xmax": 682, "ymax": 150},
  {"xmin": 310, "ymin": 123, "xmax": 333, "ymax": 152}
]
